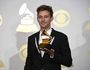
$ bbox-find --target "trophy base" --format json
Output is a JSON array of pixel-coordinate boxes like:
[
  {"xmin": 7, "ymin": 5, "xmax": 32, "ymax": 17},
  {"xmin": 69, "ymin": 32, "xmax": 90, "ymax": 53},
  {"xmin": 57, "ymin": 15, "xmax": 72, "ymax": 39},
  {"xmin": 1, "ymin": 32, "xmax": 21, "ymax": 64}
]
[{"xmin": 38, "ymin": 43, "xmax": 48, "ymax": 49}]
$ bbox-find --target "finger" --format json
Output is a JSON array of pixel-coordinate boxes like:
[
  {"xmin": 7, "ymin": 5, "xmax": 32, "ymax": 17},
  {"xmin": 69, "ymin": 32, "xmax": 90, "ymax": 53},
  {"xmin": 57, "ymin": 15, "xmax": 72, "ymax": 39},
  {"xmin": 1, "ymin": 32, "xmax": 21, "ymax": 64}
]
[
  {"xmin": 51, "ymin": 49, "xmax": 55, "ymax": 52},
  {"xmin": 43, "ymin": 48, "xmax": 49, "ymax": 51},
  {"xmin": 43, "ymin": 48, "xmax": 50, "ymax": 53},
  {"xmin": 43, "ymin": 48, "xmax": 48, "ymax": 50},
  {"xmin": 39, "ymin": 48, "xmax": 43, "ymax": 50}
]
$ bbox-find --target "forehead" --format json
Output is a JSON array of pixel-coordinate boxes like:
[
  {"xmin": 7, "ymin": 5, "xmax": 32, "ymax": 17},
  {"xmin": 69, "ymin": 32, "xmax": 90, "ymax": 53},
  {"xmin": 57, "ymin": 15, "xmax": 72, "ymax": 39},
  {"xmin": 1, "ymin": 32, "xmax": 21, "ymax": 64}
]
[{"xmin": 37, "ymin": 10, "xmax": 50, "ymax": 15}]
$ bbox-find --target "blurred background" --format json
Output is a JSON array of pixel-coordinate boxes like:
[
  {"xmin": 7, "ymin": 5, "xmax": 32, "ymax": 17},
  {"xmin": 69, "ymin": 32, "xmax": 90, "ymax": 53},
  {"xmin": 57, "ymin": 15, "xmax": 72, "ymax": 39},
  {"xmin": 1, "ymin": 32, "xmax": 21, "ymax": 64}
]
[{"xmin": 0, "ymin": 0, "xmax": 90, "ymax": 70}]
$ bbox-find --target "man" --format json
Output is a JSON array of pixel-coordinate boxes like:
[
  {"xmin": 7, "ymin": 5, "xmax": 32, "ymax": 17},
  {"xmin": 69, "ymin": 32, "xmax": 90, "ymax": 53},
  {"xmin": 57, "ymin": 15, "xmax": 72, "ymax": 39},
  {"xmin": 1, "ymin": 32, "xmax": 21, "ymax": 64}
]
[{"xmin": 24, "ymin": 5, "xmax": 72, "ymax": 70}]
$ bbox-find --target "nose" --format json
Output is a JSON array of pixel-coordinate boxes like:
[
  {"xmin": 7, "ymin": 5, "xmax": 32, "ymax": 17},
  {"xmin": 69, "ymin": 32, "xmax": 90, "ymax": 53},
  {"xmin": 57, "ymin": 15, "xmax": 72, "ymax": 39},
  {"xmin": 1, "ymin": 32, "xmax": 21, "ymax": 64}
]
[{"xmin": 41, "ymin": 17, "xmax": 45, "ymax": 22}]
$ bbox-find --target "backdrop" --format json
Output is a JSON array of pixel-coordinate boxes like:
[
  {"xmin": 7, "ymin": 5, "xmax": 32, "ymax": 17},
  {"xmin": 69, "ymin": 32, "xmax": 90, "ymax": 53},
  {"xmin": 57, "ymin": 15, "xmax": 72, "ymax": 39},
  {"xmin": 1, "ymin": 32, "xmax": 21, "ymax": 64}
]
[{"xmin": 0, "ymin": 0, "xmax": 90, "ymax": 70}]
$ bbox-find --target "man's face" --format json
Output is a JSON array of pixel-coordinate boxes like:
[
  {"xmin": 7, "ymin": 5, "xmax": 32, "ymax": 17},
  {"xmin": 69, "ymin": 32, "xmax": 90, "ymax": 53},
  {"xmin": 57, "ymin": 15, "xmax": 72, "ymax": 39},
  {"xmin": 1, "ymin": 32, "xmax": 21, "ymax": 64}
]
[{"xmin": 37, "ymin": 10, "xmax": 53, "ymax": 29}]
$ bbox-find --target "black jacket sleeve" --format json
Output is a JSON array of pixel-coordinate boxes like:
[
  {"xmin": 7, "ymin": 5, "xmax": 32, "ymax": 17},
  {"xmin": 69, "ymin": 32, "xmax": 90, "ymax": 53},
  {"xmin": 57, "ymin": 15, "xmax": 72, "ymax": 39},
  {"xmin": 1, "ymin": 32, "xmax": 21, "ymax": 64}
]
[
  {"xmin": 51, "ymin": 35, "xmax": 72, "ymax": 67},
  {"xmin": 24, "ymin": 37, "xmax": 32, "ymax": 70}
]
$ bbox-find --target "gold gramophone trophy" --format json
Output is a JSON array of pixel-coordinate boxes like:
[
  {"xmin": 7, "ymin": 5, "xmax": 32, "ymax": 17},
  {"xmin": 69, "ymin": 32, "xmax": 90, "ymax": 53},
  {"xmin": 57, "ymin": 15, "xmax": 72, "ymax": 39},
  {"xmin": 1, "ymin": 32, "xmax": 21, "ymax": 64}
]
[{"xmin": 38, "ymin": 30, "xmax": 52, "ymax": 49}]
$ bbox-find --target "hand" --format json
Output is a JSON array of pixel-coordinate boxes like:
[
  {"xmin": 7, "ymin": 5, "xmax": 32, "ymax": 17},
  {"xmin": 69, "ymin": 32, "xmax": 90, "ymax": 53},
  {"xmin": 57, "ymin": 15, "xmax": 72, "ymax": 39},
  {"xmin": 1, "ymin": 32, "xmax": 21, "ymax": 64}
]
[{"xmin": 40, "ymin": 48, "xmax": 55, "ymax": 55}]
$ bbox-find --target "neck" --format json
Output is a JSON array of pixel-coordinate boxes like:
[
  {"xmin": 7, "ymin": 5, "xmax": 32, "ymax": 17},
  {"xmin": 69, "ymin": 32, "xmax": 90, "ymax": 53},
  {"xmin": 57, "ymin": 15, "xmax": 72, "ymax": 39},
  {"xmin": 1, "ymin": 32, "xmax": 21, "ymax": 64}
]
[{"xmin": 40, "ymin": 26, "xmax": 51, "ymax": 31}]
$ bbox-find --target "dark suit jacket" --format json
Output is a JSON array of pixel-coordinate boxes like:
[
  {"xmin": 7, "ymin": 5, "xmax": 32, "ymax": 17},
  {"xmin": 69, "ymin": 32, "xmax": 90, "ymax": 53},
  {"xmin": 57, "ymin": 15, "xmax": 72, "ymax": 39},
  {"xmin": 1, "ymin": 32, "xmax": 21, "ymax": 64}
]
[{"xmin": 24, "ymin": 28, "xmax": 72, "ymax": 70}]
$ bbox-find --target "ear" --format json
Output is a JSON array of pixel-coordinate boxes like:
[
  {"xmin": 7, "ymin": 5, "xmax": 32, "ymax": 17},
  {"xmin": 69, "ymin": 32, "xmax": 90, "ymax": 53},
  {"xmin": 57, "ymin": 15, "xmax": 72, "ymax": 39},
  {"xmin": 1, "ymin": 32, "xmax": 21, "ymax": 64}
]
[{"xmin": 51, "ymin": 17, "xmax": 53, "ymax": 21}]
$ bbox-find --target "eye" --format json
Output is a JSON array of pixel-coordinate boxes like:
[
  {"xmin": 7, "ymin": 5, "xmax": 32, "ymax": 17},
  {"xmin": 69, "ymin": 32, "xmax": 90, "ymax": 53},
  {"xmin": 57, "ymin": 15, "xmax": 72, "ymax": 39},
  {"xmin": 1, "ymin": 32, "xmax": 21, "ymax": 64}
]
[
  {"xmin": 44, "ymin": 15, "xmax": 50, "ymax": 18},
  {"xmin": 38, "ymin": 16, "xmax": 42, "ymax": 19},
  {"xmin": 44, "ymin": 16, "xmax": 48, "ymax": 18}
]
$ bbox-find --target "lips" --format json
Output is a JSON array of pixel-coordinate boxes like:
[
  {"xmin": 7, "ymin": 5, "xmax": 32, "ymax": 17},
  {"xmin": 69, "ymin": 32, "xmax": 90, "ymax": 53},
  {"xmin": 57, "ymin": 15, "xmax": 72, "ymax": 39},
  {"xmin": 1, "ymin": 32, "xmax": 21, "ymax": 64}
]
[{"xmin": 41, "ymin": 22, "xmax": 46, "ymax": 25}]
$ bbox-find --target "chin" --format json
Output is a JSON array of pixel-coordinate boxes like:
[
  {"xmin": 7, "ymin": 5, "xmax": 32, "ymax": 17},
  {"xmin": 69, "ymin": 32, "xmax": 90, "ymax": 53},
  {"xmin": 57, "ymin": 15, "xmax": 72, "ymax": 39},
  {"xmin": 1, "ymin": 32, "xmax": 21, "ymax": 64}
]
[
  {"xmin": 41, "ymin": 26, "xmax": 47, "ymax": 29},
  {"xmin": 41, "ymin": 25, "xmax": 46, "ymax": 28}
]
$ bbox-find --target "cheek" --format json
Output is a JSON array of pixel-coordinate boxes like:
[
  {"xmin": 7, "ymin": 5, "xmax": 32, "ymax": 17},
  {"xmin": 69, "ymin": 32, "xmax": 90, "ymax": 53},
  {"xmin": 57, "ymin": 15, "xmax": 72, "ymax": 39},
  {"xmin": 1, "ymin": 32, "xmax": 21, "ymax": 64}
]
[
  {"xmin": 37, "ymin": 19, "xmax": 41, "ymax": 23},
  {"xmin": 47, "ymin": 19, "xmax": 52, "ymax": 23},
  {"xmin": 45, "ymin": 18, "xmax": 49, "ymax": 22}
]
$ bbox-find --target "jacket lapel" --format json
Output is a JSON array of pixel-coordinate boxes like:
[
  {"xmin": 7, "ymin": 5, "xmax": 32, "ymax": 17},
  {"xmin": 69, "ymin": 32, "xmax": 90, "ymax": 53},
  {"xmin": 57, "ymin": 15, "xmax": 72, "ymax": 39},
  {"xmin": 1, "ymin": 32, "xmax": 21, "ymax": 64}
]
[
  {"xmin": 34, "ymin": 31, "xmax": 41, "ymax": 53},
  {"xmin": 50, "ymin": 28, "xmax": 56, "ymax": 45},
  {"xmin": 35, "ymin": 31, "xmax": 40, "ymax": 46},
  {"xmin": 51, "ymin": 28, "xmax": 55, "ymax": 37}
]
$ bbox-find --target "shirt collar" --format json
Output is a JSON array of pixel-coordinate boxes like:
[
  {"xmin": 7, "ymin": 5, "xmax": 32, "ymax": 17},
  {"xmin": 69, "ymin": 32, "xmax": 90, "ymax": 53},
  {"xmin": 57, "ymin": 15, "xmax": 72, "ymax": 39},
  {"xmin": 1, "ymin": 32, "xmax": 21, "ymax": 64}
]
[{"xmin": 40, "ymin": 28, "xmax": 52, "ymax": 36}]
